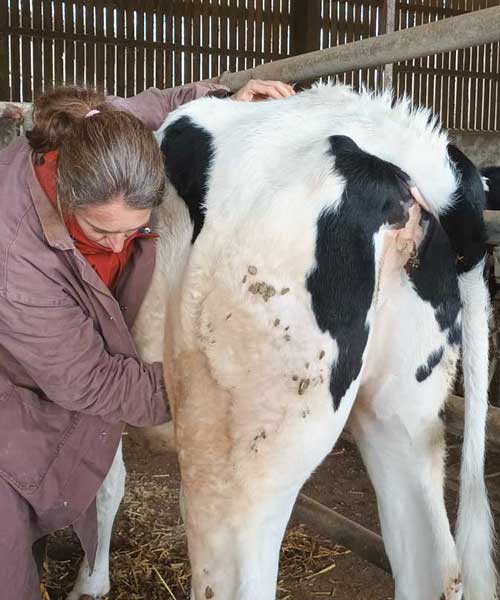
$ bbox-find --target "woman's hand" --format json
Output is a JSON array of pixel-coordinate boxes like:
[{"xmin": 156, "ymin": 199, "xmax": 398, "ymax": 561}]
[{"xmin": 231, "ymin": 79, "xmax": 295, "ymax": 102}]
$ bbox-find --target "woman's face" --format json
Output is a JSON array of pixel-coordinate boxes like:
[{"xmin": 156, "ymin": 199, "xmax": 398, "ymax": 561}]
[{"xmin": 74, "ymin": 198, "xmax": 152, "ymax": 253}]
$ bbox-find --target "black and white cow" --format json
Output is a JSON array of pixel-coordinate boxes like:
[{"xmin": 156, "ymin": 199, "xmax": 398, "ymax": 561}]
[{"xmin": 68, "ymin": 84, "xmax": 497, "ymax": 600}]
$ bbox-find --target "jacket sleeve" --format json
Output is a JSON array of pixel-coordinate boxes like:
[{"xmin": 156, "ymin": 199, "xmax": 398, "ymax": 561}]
[
  {"xmin": 0, "ymin": 289, "xmax": 170, "ymax": 427},
  {"xmin": 108, "ymin": 82, "xmax": 231, "ymax": 130}
]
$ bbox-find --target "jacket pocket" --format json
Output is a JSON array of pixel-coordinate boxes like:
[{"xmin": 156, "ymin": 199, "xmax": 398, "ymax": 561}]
[{"xmin": 0, "ymin": 384, "xmax": 81, "ymax": 493}]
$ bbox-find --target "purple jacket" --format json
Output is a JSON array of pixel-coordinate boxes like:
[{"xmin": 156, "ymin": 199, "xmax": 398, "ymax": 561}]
[{"xmin": 0, "ymin": 82, "xmax": 227, "ymax": 563}]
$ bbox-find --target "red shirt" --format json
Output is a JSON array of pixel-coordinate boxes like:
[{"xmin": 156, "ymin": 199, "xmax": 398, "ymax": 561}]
[{"xmin": 34, "ymin": 150, "xmax": 155, "ymax": 290}]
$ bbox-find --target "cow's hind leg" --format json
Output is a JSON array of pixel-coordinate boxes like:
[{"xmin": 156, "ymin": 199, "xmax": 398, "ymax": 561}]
[
  {"xmin": 67, "ymin": 441, "xmax": 126, "ymax": 600},
  {"xmin": 185, "ymin": 486, "xmax": 299, "ymax": 600},
  {"xmin": 349, "ymin": 282, "xmax": 462, "ymax": 600},
  {"xmin": 350, "ymin": 391, "xmax": 461, "ymax": 600}
]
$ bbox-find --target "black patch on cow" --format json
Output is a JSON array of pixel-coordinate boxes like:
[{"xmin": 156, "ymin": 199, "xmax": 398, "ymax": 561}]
[
  {"xmin": 416, "ymin": 346, "xmax": 445, "ymax": 383},
  {"xmin": 307, "ymin": 135, "xmax": 413, "ymax": 410},
  {"xmin": 408, "ymin": 215, "xmax": 462, "ymax": 334},
  {"xmin": 447, "ymin": 321, "xmax": 462, "ymax": 346},
  {"xmin": 160, "ymin": 116, "xmax": 214, "ymax": 242},
  {"xmin": 481, "ymin": 166, "xmax": 500, "ymax": 211},
  {"xmin": 441, "ymin": 145, "xmax": 487, "ymax": 275}
]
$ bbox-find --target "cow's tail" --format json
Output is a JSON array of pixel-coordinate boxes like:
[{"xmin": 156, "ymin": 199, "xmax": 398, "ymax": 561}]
[
  {"xmin": 457, "ymin": 260, "xmax": 497, "ymax": 599},
  {"xmin": 444, "ymin": 145, "xmax": 497, "ymax": 600}
]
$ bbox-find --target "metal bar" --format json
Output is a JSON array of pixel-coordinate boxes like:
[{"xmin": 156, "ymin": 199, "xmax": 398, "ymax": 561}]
[
  {"xmin": 214, "ymin": 5, "xmax": 500, "ymax": 89},
  {"xmin": 293, "ymin": 494, "xmax": 391, "ymax": 574},
  {"xmin": 446, "ymin": 393, "xmax": 500, "ymax": 448}
]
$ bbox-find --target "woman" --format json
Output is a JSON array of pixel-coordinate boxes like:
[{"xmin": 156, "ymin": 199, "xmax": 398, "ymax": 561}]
[{"xmin": 0, "ymin": 78, "xmax": 294, "ymax": 599}]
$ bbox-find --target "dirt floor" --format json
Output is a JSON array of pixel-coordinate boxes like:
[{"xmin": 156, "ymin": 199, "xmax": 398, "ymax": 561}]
[{"xmin": 45, "ymin": 434, "xmax": 396, "ymax": 600}]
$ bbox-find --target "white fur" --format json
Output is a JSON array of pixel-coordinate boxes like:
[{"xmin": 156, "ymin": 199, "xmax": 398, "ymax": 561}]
[
  {"xmin": 67, "ymin": 442, "xmax": 125, "ymax": 600},
  {"xmin": 456, "ymin": 261, "xmax": 497, "ymax": 600}
]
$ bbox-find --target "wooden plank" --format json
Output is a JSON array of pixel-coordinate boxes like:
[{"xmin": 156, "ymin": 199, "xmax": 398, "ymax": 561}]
[
  {"xmin": 95, "ymin": 1, "xmax": 105, "ymax": 91},
  {"xmin": 293, "ymin": 494, "xmax": 392, "ymax": 574},
  {"xmin": 220, "ymin": 0, "xmax": 229, "ymax": 74},
  {"xmin": 238, "ymin": 0, "xmax": 246, "ymax": 71},
  {"xmin": 201, "ymin": 0, "xmax": 210, "ymax": 77},
  {"xmin": 360, "ymin": 1, "xmax": 372, "ymax": 89},
  {"xmin": 233, "ymin": 0, "xmax": 241, "ymax": 71},
  {"xmin": 271, "ymin": 0, "xmax": 280, "ymax": 63},
  {"xmin": 280, "ymin": 0, "xmax": 289, "ymax": 58},
  {"xmin": 381, "ymin": 0, "xmax": 395, "ymax": 90},
  {"xmin": 136, "ymin": 1, "xmax": 145, "ymax": 92},
  {"xmin": 105, "ymin": 1, "xmax": 115, "ymax": 95},
  {"xmin": 115, "ymin": 2, "xmax": 125, "ymax": 96},
  {"xmin": 440, "ymin": 0, "xmax": 450, "ymax": 128},
  {"xmin": 145, "ymin": 0, "xmax": 155, "ymax": 88},
  {"xmin": 75, "ymin": 0, "xmax": 85, "ymax": 88},
  {"xmin": 495, "ymin": 40, "xmax": 500, "ymax": 130},
  {"xmin": 397, "ymin": 1, "xmax": 406, "ymax": 100},
  {"xmin": 245, "ymin": 0, "xmax": 257, "ymax": 69},
  {"xmin": 476, "ymin": 0, "xmax": 486, "ymax": 130},
  {"xmin": 254, "ymin": 0, "xmax": 263, "ymax": 67},
  {"xmin": 125, "ymin": 2, "xmax": 135, "ymax": 96},
  {"xmin": 291, "ymin": 0, "xmax": 322, "ymax": 57},
  {"xmin": 484, "ymin": 24, "xmax": 494, "ymax": 131},
  {"xmin": 209, "ymin": 0, "xmax": 218, "ymax": 76},
  {"xmin": 21, "ymin": 0, "xmax": 32, "ymax": 100},
  {"xmin": 165, "ymin": 1, "xmax": 174, "ymax": 87},
  {"xmin": 340, "ymin": 0, "xmax": 348, "ymax": 85},
  {"xmin": 155, "ymin": 2, "xmax": 165, "ymax": 90},
  {"xmin": 416, "ymin": 0, "xmax": 425, "ymax": 109},
  {"xmin": 85, "ymin": 0, "xmax": 95, "ymax": 88},
  {"xmin": 11, "ymin": 0, "xmax": 21, "ymax": 101},
  {"xmin": 182, "ymin": 0, "xmax": 192, "ymax": 83},
  {"xmin": 193, "ymin": 0, "xmax": 202, "ymax": 81},
  {"xmin": 346, "ymin": 0, "xmax": 355, "ymax": 87},
  {"xmin": 0, "ymin": 0, "xmax": 9, "ymax": 100},
  {"xmin": 428, "ymin": 0, "xmax": 439, "ymax": 119},
  {"xmin": 53, "ymin": 0, "xmax": 64, "ymax": 86},
  {"xmin": 468, "ymin": 0, "xmax": 478, "ymax": 129},
  {"xmin": 64, "ymin": 0, "xmax": 75, "ymax": 89},
  {"xmin": 455, "ymin": 0, "xmax": 466, "ymax": 130},
  {"xmin": 427, "ymin": 0, "xmax": 437, "ymax": 116},
  {"xmin": 173, "ymin": 0, "xmax": 182, "ymax": 86}
]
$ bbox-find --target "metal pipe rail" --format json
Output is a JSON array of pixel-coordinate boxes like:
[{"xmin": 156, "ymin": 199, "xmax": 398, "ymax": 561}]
[{"xmin": 216, "ymin": 5, "xmax": 500, "ymax": 89}]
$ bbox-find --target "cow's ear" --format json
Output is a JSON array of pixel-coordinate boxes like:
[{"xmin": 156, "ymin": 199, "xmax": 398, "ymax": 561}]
[{"xmin": 160, "ymin": 116, "xmax": 214, "ymax": 242}]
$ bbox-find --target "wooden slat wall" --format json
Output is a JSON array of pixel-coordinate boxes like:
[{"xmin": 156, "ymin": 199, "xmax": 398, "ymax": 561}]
[
  {"xmin": 1, "ymin": 0, "xmax": 500, "ymax": 131},
  {"xmin": 0, "ymin": 0, "xmax": 292, "ymax": 103},
  {"xmin": 395, "ymin": 0, "xmax": 500, "ymax": 130},
  {"xmin": 319, "ymin": 0, "xmax": 385, "ymax": 92}
]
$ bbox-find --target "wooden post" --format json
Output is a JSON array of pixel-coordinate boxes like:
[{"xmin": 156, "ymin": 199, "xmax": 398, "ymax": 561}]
[
  {"xmin": 0, "ymin": 0, "xmax": 9, "ymax": 101},
  {"xmin": 382, "ymin": 0, "xmax": 397, "ymax": 89},
  {"xmin": 290, "ymin": 0, "xmax": 322, "ymax": 88},
  {"xmin": 290, "ymin": 0, "xmax": 322, "ymax": 57}
]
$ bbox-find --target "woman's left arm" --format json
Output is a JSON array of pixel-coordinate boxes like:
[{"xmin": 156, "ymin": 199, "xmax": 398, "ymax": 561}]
[
  {"xmin": 108, "ymin": 79, "xmax": 295, "ymax": 130},
  {"xmin": 108, "ymin": 82, "xmax": 230, "ymax": 131}
]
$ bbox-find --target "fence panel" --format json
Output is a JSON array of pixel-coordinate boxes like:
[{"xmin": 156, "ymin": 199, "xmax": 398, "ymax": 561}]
[
  {"xmin": 1, "ymin": 0, "xmax": 500, "ymax": 130},
  {"xmin": 394, "ymin": 0, "xmax": 500, "ymax": 130}
]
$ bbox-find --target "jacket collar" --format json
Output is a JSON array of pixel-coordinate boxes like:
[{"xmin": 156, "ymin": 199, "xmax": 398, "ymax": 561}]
[{"xmin": 25, "ymin": 152, "xmax": 75, "ymax": 251}]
